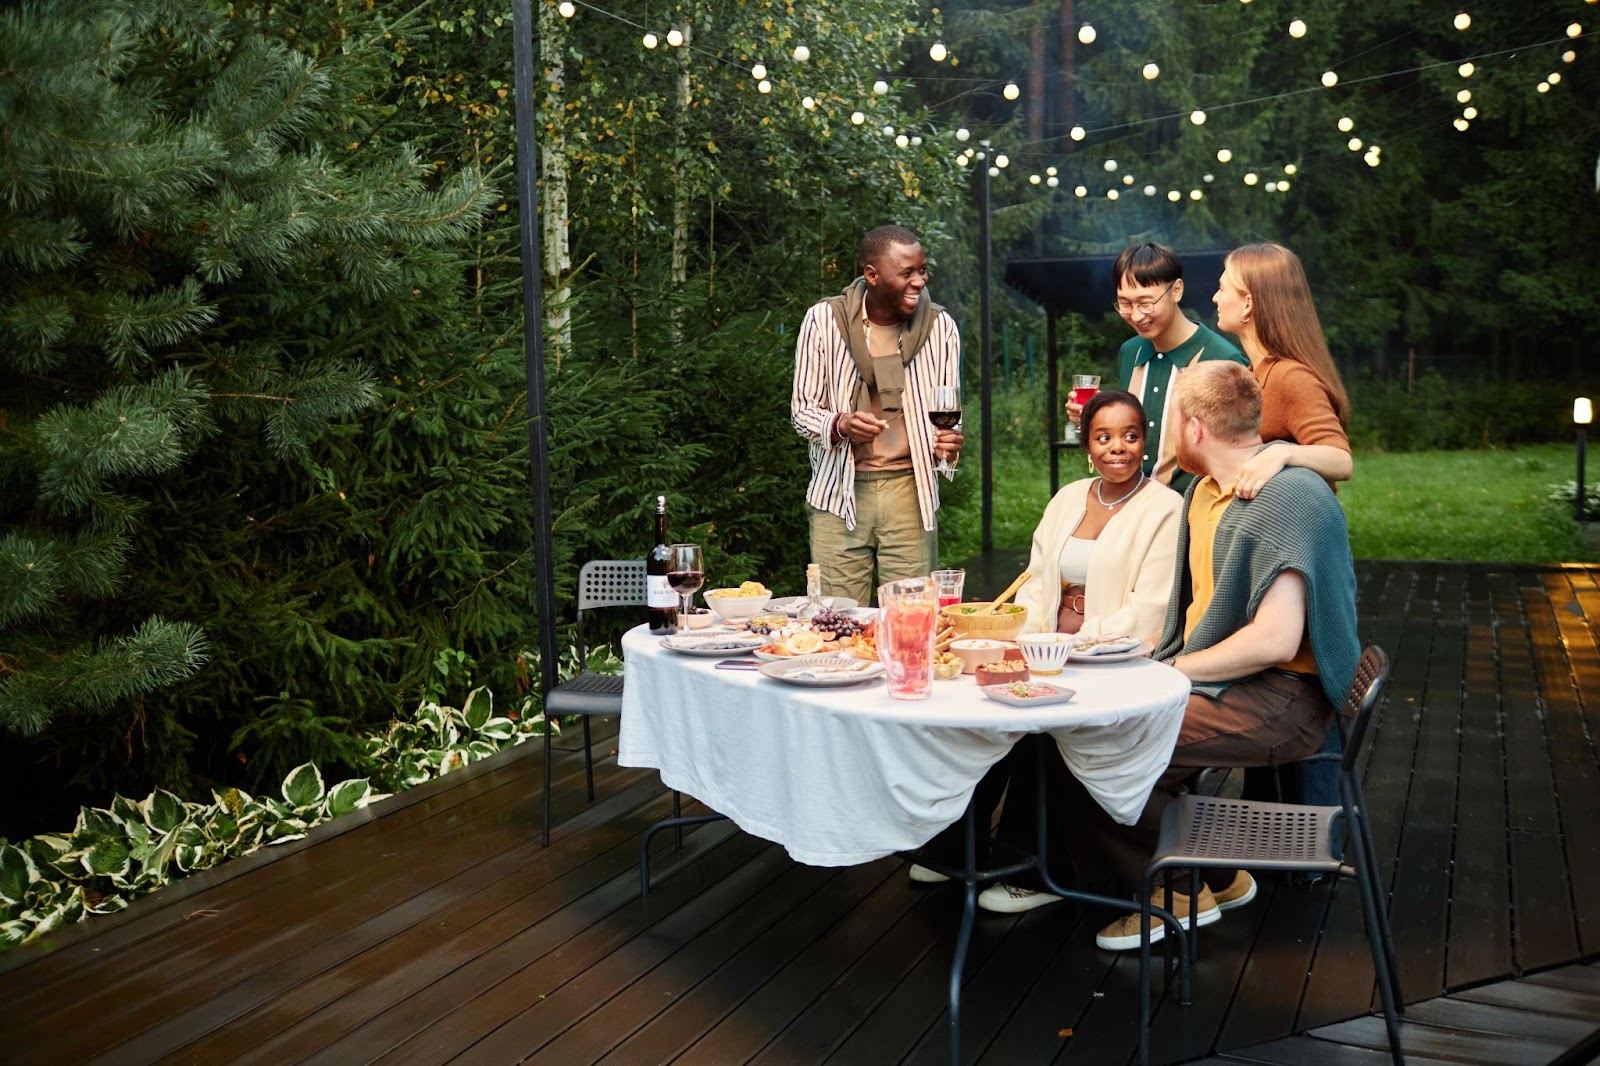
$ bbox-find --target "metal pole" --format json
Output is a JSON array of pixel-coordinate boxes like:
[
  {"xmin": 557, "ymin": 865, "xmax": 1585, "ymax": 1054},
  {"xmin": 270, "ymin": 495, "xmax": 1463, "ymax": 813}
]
[
  {"xmin": 1578, "ymin": 426, "xmax": 1587, "ymax": 524},
  {"xmin": 511, "ymin": 0, "xmax": 563, "ymax": 844},
  {"xmin": 1046, "ymin": 312, "xmax": 1059, "ymax": 495},
  {"xmin": 978, "ymin": 148, "xmax": 993, "ymax": 553}
]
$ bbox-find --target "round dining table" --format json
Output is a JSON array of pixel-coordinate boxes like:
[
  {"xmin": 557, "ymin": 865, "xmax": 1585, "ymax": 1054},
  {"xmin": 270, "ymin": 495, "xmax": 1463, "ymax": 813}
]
[{"xmin": 617, "ymin": 624, "xmax": 1190, "ymax": 867}]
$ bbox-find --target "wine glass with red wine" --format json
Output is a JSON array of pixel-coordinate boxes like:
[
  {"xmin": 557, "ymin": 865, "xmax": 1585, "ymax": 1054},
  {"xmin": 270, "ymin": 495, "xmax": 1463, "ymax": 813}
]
[
  {"xmin": 929, "ymin": 385, "xmax": 961, "ymax": 478},
  {"xmin": 667, "ymin": 543, "xmax": 705, "ymax": 634}
]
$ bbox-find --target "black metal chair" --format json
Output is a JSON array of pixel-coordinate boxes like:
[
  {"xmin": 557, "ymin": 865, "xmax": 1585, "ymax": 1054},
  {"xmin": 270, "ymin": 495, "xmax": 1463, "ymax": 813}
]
[
  {"xmin": 1136, "ymin": 646, "xmax": 1404, "ymax": 1066},
  {"xmin": 541, "ymin": 560, "xmax": 651, "ymax": 846}
]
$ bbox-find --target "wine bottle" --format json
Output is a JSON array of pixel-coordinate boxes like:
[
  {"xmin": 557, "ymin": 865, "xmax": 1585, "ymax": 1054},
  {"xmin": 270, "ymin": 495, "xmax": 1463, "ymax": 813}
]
[{"xmin": 647, "ymin": 495, "xmax": 677, "ymax": 634}]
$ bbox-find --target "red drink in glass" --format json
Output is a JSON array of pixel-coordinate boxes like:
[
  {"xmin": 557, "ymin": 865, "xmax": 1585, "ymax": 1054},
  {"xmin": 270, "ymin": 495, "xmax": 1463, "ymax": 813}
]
[
  {"xmin": 877, "ymin": 578, "xmax": 938, "ymax": 700},
  {"xmin": 1070, "ymin": 385, "xmax": 1099, "ymax": 408},
  {"xmin": 939, "ymin": 594, "xmax": 960, "ymax": 609}
]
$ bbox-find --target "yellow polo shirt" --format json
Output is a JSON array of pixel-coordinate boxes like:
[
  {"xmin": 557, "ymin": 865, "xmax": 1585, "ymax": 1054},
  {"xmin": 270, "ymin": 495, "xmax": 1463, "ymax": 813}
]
[{"xmin": 1184, "ymin": 475, "xmax": 1318, "ymax": 675}]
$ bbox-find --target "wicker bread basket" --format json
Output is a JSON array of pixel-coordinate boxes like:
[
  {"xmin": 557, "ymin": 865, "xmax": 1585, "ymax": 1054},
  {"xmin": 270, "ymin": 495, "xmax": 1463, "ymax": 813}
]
[{"xmin": 940, "ymin": 602, "xmax": 1028, "ymax": 642}]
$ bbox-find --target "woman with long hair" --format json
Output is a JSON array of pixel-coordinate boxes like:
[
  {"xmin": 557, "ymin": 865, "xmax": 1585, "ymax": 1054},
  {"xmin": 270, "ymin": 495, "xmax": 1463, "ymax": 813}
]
[{"xmin": 1213, "ymin": 242, "xmax": 1353, "ymax": 498}]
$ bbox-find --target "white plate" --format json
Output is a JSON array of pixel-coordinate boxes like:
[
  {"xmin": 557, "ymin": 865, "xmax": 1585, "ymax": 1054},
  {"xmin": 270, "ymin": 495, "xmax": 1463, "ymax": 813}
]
[
  {"xmin": 980, "ymin": 681, "xmax": 1077, "ymax": 707},
  {"xmin": 759, "ymin": 654, "xmax": 885, "ymax": 686},
  {"xmin": 1066, "ymin": 640, "xmax": 1154, "ymax": 664},
  {"xmin": 768, "ymin": 595, "xmax": 861, "ymax": 617},
  {"xmin": 659, "ymin": 634, "xmax": 767, "ymax": 656}
]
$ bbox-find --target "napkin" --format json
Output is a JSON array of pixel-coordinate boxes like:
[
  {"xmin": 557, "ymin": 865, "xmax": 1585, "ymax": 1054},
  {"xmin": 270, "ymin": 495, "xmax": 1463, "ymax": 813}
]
[
  {"xmin": 662, "ymin": 634, "xmax": 763, "ymax": 651},
  {"xmin": 788, "ymin": 660, "xmax": 879, "ymax": 681}
]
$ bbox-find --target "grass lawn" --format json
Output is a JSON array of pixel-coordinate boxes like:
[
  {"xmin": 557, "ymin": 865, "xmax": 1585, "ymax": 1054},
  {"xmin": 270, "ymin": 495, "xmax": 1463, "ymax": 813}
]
[{"xmin": 940, "ymin": 442, "xmax": 1596, "ymax": 565}]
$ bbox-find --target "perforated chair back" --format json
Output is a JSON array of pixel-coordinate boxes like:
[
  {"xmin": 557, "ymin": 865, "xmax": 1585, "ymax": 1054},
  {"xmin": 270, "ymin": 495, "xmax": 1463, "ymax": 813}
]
[
  {"xmin": 1340, "ymin": 645, "xmax": 1389, "ymax": 776},
  {"xmin": 574, "ymin": 560, "xmax": 646, "ymax": 669}
]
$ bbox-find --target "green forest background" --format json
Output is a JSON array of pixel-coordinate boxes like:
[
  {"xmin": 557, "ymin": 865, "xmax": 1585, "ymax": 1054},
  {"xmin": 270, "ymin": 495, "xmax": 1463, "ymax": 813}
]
[{"xmin": 3, "ymin": 0, "xmax": 1598, "ymax": 839}]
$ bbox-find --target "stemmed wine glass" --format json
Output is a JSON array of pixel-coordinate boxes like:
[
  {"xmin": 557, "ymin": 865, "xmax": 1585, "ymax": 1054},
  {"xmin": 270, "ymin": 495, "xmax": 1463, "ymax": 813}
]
[
  {"xmin": 928, "ymin": 385, "xmax": 961, "ymax": 479},
  {"xmin": 667, "ymin": 543, "xmax": 705, "ymax": 635}
]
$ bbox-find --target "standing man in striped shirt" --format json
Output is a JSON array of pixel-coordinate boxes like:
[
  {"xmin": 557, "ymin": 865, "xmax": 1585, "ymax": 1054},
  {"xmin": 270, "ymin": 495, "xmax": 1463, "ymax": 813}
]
[{"xmin": 791, "ymin": 225, "xmax": 964, "ymax": 606}]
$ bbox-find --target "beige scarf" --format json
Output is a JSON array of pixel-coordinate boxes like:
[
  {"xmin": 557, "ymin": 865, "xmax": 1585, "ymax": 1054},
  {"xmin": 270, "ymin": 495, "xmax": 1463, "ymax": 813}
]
[{"xmin": 823, "ymin": 277, "xmax": 944, "ymax": 417}]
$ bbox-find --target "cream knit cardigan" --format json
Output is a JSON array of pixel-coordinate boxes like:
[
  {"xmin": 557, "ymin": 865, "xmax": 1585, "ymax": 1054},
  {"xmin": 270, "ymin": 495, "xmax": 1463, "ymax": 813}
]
[{"xmin": 1013, "ymin": 477, "xmax": 1183, "ymax": 646}]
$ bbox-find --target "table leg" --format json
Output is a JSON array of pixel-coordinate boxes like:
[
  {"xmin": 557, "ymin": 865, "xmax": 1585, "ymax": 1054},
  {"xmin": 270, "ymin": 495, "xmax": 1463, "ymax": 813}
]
[{"xmin": 639, "ymin": 811, "xmax": 727, "ymax": 897}]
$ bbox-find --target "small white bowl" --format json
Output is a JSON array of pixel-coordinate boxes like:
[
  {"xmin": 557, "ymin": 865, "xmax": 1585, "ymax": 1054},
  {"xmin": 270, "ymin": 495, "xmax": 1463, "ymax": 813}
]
[
  {"xmin": 703, "ymin": 588, "xmax": 773, "ymax": 620},
  {"xmin": 949, "ymin": 638, "xmax": 1011, "ymax": 675},
  {"xmin": 679, "ymin": 608, "xmax": 718, "ymax": 630},
  {"xmin": 1017, "ymin": 632, "xmax": 1073, "ymax": 676}
]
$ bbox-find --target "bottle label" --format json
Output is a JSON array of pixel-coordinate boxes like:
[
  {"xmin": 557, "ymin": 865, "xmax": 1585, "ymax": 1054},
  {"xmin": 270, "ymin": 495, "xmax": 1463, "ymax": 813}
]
[{"xmin": 647, "ymin": 575, "xmax": 678, "ymax": 609}]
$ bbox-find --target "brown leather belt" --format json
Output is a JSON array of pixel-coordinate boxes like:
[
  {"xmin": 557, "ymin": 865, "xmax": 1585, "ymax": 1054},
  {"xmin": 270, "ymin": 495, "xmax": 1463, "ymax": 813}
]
[{"xmin": 1060, "ymin": 583, "xmax": 1087, "ymax": 614}]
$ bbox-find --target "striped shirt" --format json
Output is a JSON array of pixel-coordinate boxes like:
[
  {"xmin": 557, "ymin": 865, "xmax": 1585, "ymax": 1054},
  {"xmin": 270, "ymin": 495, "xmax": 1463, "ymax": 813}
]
[{"xmin": 790, "ymin": 299, "xmax": 962, "ymax": 531}]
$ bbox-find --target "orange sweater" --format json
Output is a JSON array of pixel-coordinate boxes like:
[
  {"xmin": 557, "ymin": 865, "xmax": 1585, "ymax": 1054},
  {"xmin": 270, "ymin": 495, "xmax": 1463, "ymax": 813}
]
[{"xmin": 1255, "ymin": 355, "xmax": 1348, "ymax": 451}]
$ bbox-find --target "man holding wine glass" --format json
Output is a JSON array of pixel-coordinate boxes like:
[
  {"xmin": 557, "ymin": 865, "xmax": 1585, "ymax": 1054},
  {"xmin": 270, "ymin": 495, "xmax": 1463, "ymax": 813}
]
[
  {"xmin": 792, "ymin": 225, "xmax": 964, "ymax": 606},
  {"xmin": 1065, "ymin": 243, "xmax": 1246, "ymax": 495}
]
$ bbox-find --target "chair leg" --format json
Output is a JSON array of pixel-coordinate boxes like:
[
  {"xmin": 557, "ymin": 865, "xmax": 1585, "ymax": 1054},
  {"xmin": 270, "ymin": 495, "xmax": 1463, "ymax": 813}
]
[
  {"xmin": 582, "ymin": 716, "xmax": 595, "ymax": 801},
  {"xmin": 1353, "ymin": 796, "xmax": 1404, "ymax": 1008},
  {"xmin": 1346, "ymin": 813, "xmax": 1405, "ymax": 1065},
  {"xmin": 541, "ymin": 721, "xmax": 553, "ymax": 847},
  {"xmin": 1139, "ymin": 871, "xmax": 1155, "ymax": 1066},
  {"xmin": 673, "ymin": 790, "xmax": 683, "ymax": 850}
]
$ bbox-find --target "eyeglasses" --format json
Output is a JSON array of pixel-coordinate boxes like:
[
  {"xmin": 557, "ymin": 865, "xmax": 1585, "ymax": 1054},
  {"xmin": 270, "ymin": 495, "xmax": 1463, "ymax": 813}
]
[{"xmin": 1114, "ymin": 280, "xmax": 1177, "ymax": 317}]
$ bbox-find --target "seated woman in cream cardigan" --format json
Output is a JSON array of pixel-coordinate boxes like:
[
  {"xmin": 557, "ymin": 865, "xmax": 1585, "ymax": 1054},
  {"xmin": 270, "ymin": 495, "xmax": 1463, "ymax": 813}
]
[
  {"xmin": 1014, "ymin": 387, "xmax": 1183, "ymax": 644},
  {"xmin": 911, "ymin": 389, "xmax": 1182, "ymax": 908}
]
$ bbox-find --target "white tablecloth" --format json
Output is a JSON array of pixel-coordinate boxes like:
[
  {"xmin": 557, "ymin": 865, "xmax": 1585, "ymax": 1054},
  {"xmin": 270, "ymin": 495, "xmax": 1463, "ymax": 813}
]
[{"xmin": 617, "ymin": 625, "xmax": 1189, "ymax": 866}]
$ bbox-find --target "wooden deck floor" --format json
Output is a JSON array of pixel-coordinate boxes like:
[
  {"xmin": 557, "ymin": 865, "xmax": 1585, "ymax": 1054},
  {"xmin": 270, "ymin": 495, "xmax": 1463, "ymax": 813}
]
[{"xmin": 2, "ymin": 561, "xmax": 1598, "ymax": 1065}]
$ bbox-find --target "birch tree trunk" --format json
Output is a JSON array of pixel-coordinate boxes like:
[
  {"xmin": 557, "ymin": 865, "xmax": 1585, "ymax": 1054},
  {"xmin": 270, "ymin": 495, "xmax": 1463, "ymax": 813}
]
[
  {"xmin": 538, "ymin": 0, "xmax": 572, "ymax": 371},
  {"xmin": 671, "ymin": 23, "xmax": 693, "ymax": 339}
]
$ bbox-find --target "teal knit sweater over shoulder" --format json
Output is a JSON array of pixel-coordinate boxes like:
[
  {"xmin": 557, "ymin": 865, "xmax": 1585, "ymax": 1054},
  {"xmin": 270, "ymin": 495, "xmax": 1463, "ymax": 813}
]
[{"xmin": 1154, "ymin": 466, "xmax": 1359, "ymax": 709}]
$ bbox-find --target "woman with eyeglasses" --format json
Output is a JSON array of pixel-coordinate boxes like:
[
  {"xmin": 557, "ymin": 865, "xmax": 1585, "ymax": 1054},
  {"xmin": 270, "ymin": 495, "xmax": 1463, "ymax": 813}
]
[{"xmin": 1213, "ymin": 243, "xmax": 1353, "ymax": 498}]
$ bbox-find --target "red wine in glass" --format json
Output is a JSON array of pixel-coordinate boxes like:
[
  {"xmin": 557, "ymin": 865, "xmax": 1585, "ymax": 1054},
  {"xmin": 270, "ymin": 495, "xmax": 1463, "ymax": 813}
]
[
  {"xmin": 667, "ymin": 544, "xmax": 704, "ymax": 633},
  {"xmin": 667, "ymin": 570, "xmax": 704, "ymax": 596},
  {"xmin": 929, "ymin": 385, "xmax": 960, "ymax": 476},
  {"xmin": 928, "ymin": 410, "xmax": 961, "ymax": 430}
]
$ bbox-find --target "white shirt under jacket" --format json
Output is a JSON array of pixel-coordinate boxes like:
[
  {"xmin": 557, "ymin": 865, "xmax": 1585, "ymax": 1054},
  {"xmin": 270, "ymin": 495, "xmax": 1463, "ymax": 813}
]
[
  {"xmin": 790, "ymin": 300, "xmax": 962, "ymax": 532},
  {"xmin": 1013, "ymin": 477, "xmax": 1184, "ymax": 647}
]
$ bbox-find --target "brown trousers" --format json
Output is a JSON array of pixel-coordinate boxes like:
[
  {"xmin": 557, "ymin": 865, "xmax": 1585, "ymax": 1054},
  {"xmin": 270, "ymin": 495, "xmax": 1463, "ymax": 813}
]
[{"xmin": 1057, "ymin": 669, "xmax": 1335, "ymax": 893}]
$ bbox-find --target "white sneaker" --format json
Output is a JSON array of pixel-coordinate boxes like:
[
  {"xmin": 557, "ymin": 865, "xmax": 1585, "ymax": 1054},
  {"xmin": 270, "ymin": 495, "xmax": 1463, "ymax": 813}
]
[
  {"xmin": 977, "ymin": 883, "xmax": 1063, "ymax": 913},
  {"xmin": 908, "ymin": 863, "xmax": 951, "ymax": 884}
]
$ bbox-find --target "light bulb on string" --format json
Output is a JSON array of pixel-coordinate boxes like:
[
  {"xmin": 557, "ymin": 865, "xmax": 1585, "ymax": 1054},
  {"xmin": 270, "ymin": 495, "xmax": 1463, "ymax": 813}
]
[
  {"xmin": 1244, "ymin": 172, "xmax": 1259, "ymax": 185},
  {"xmin": 896, "ymin": 134, "xmax": 909, "ymax": 148},
  {"xmin": 1365, "ymin": 152, "xmax": 1381, "ymax": 167},
  {"xmin": 1190, "ymin": 189, "xmax": 1203, "ymax": 200},
  {"xmin": 1338, "ymin": 116, "xmax": 1354, "ymax": 132},
  {"xmin": 1455, "ymin": 117, "xmax": 1471, "ymax": 129},
  {"xmin": 1568, "ymin": 23, "xmax": 1582, "ymax": 38},
  {"xmin": 643, "ymin": 32, "xmax": 658, "ymax": 48},
  {"xmin": 802, "ymin": 96, "xmax": 816, "ymax": 110},
  {"xmin": 1079, "ymin": 24, "xmax": 1097, "ymax": 45},
  {"xmin": 758, "ymin": 79, "xmax": 771, "ymax": 94},
  {"xmin": 1263, "ymin": 181, "xmax": 1276, "ymax": 193},
  {"xmin": 1074, "ymin": 185, "xmax": 1087, "ymax": 197},
  {"xmin": 1030, "ymin": 174, "xmax": 1042, "ymax": 185},
  {"xmin": 1217, "ymin": 148, "xmax": 1233, "ymax": 163},
  {"xmin": 1563, "ymin": 50, "xmax": 1576, "ymax": 63},
  {"xmin": 1142, "ymin": 62, "xmax": 1161, "ymax": 80},
  {"xmin": 1047, "ymin": 176, "xmax": 1059, "ymax": 188},
  {"xmin": 1107, "ymin": 189, "xmax": 1120, "ymax": 200},
  {"xmin": 988, "ymin": 166, "xmax": 1000, "ymax": 177},
  {"xmin": 1168, "ymin": 190, "xmax": 1181, "ymax": 202},
  {"xmin": 1457, "ymin": 89, "xmax": 1472, "ymax": 103},
  {"xmin": 911, "ymin": 136, "xmax": 922, "ymax": 146},
  {"xmin": 882, "ymin": 125, "xmax": 895, "ymax": 137},
  {"xmin": 1459, "ymin": 62, "xmax": 1475, "ymax": 77},
  {"xmin": 851, "ymin": 111, "xmax": 865, "ymax": 125},
  {"xmin": 1537, "ymin": 81, "xmax": 1551, "ymax": 93},
  {"xmin": 1454, "ymin": 12, "xmax": 1471, "ymax": 31},
  {"xmin": 1047, "ymin": 167, "xmax": 1057, "ymax": 176},
  {"xmin": 1070, "ymin": 126, "xmax": 1086, "ymax": 141},
  {"xmin": 1463, "ymin": 105, "xmax": 1478, "ymax": 118},
  {"xmin": 1203, "ymin": 173, "xmax": 1215, "ymax": 183},
  {"xmin": 1123, "ymin": 174, "xmax": 1135, "ymax": 185},
  {"xmin": 558, "ymin": 1, "xmax": 575, "ymax": 16},
  {"xmin": 1143, "ymin": 184, "xmax": 1157, "ymax": 196},
  {"xmin": 1321, "ymin": 70, "xmax": 1339, "ymax": 87},
  {"xmin": 930, "ymin": 40, "xmax": 948, "ymax": 62},
  {"xmin": 1549, "ymin": 72, "xmax": 1562, "ymax": 85},
  {"xmin": 956, "ymin": 128, "xmax": 970, "ymax": 142},
  {"xmin": 995, "ymin": 153, "xmax": 1010, "ymax": 168},
  {"xmin": 792, "ymin": 43, "xmax": 810, "ymax": 62},
  {"xmin": 1279, "ymin": 180, "xmax": 1291, "ymax": 191},
  {"xmin": 956, "ymin": 155, "xmax": 968, "ymax": 167},
  {"xmin": 1104, "ymin": 159, "xmax": 1118, "ymax": 172},
  {"xmin": 752, "ymin": 63, "xmax": 767, "ymax": 80},
  {"xmin": 1348, "ymin": 136, "xmax": 1364, "ymax": 150},
  {"xmin": 873, "ymin": 78, "xmax": 889, "ymax": 95},
  {"xmin": 1003, "ymin": 82, "xmax": 1020, "ymax": 100},
  {"xmin": 1289, "ymin": 19, "xmax": 1307, "ymax": 38},
  {"xmin": 1190, "ymin": 110, "xmax": 1207, "ymax": 125},
  {"xmin": 1284, "ymin": 163, "xmax": 1297, "ymax": 175},
  {"xmin": 667, "ymin": 27, "xmax": 684, "ymax": 47}
]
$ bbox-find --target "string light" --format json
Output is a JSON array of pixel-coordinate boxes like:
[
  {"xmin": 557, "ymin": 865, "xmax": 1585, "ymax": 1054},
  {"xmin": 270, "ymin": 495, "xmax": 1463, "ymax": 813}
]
[
  {"xmin": 956, "ymin": 155, "xmax": 968, "ymax": 167},
  {"xmin": 1321, "ymin": 70, "xmax": 1339, "ymax": 87},
  {"xmin": 1289, "ymin": 19, "xmax": 1307, "ymax": 39},
  {"xmin": 1203, "ymin": 173, "xmax": 1215, "ymax": 183},
  {"xmin": 997, "ymin": 153, "xmax": 1011, "ymax": 168},
  {"xmin": 1047, "ymin": 166, "xmax": 1057, "ymax": 176},
  {"xmin": 882, "ymin": 124, "xmax": 895, "ymax": 136},
  {"xmin": 1284, "ymin": 163, "xmax": 1297, "ymax": 175},
  {"xmin": 1003, "ymin": 81, "xmax": 1020, "ymax": 100},
  {"xmin": 1244, "ymin": 172, "xmax": 1260, "ymax": 185},
  {"xmin": 1217, "ymin": 148, "xmax": 1233, "ymax": 163},
  {"xmin": 1568, "ymin": 23, "xmax": 1582, "ymax": 38},
  {"xmin": 758, "ymin": 79, "xmax": 772, "ymax": 93},
  {"xmin": 1365, "ymin": 152, "xmax": 1381, "ymax": 167},
  {"xmin": 851, "ymin": 110, "xmax": 865, "ymax": 124},
  {"xmin": 1079, "ymin": 24, "xmax": 1097, "ymax": 45},
  {"xmin": 752, "ymin": 63, "xmax": 767, "ymax": 80},
  {"xmin": 1167, "ymin": 190, "xmax": 1181, "ymax": 201},
  {"xmin": 956, "ymin": 128, "xmax": 970, "ymax": 142},
  {"xmin": 1142, "ymin": 62, "xmax": 1161, "ymax": 80},
  {"xmin": 1338, "ymin": 116, "xmax": 1355, "ymax": 132},
  {"xmin": 988, "ymin": 166, "xmax": 1000, "ymax": 177},
  {"xmin": 1190, "ymin": 110, "xmax": 1207, "ymax": 125},
  {"xmin": 1463, "ymin": 105, "xmax": 1478, "ymax": 118},
  {"xmin": 1457, "ymin": 89, "xmax": 1472, "ymax": 103},
  {"xmin": 1047, "ymin": 176, "xmax": 1059, "ymax": 188},
  {"xmin": 643, "ymin": 32, "xmax": 658, "ymax": 48},
  {"xmin": 1122, "ymin": 174, "xmax": 1135, "ymax": 185},
  {"xmin": 1104, "ymin": 159, "xmax": 1118, "ymax": 172},
  {"xmin": 930, "ymin": 40, "xmax": 948, "ymax": 62},
  {"xmin": 1454, "ymin": 117, "xmax": 1471, "ymax": 128},
  {"xmin": 792, "ymin": 43, "xmax": 810, "ymax": 62},
  {"xmin": 1030, "ymin": 174, "xmax": 1042, "ymax": 185},
  {"xmin": 1348, "ymin": 136, "xmax": 1363, "ymax": 150},
  {"xmin": 1278, "ymin": 180, "xmax": 1291, "ymax": 191},
  {"xmin": 1549, "ymin": 72, "xmax": 1562, "ymax": 85},
  {"xmin": 1454, "ymin": 12, "xmax": 1471, "ymax": 31},
  {"xmin": 802, "ymin": 96, "xmax": 816, "ymax": 110},
  {"xmin": 1070, "ymin": 126, "xmax": 1086, "ymax": 141},
  {"xmin": 1075, "ymin": 185, "xmax": 1088, "ymax": 197},
  {"xmin": 1143, "ymin": 184, "xmax": 1157, "ymax": 196},
  {"xmin": 912, "ymin": 136, "xmax": 923, "ymax": 146},
  {"xmin": 1189, "ymin": 189, "xmax": 1203, "ymax": 200},
  {"xmin": 1107, "ymin": 189, "xmax": 1120, "ymax": 200},
  {"xmin": 1537, "ymin": 80, "xmax": 1551, "ymax": 92},
  {"xmin": 1459, "ymin": 62, "xmax": 1475, "ymax": 77},
  {"xmin": 873, "ymin": 78, "xmax": 889, "ymax": 95},
  {"xmin": 896, "ymin": 134, "xmax": 909, "ymax": 147},
  {"xmin": 1563, "ymin": 50, "xmax": 1577, "ymax": 63},
  {"xmin": 667, "ymin": 27, "xmax": 684, "ymax": 47},
  {"xmin": 558, "ymin": 1, "xmax": 575, "ymax": 16}
]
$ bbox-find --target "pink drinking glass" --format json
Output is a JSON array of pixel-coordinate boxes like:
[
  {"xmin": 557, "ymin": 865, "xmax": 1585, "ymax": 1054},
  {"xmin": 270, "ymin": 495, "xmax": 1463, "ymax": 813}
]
[{"xmin": 876, "ymin": 577, "xmax": 938, "ymax": 700}]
